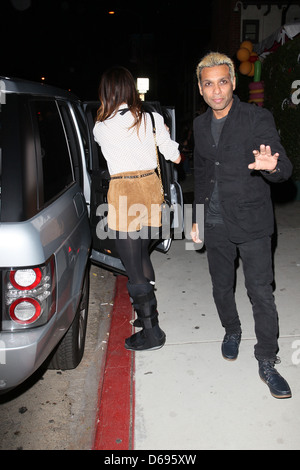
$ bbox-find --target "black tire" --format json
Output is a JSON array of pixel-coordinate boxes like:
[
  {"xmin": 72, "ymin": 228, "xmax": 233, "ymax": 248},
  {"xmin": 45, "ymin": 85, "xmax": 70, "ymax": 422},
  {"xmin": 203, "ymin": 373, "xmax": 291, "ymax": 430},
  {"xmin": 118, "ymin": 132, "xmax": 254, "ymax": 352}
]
[{"xmin": 48, "ymin": 267, "xmax": 90, "ymax": 370}]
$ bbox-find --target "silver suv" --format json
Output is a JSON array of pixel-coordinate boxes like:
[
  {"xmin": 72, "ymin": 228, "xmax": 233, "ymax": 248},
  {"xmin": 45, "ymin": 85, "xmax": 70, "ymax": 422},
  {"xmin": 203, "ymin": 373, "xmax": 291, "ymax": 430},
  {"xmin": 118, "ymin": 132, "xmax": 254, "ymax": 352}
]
[{"xmin": 0, "ymin": 77, "xmax": 183, "ymax": 393}]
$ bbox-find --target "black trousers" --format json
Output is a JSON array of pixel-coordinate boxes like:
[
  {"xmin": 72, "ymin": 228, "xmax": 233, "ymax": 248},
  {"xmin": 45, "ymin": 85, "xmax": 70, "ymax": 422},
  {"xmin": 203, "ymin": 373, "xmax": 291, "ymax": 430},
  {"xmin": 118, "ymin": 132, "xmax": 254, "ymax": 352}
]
[
  {"xmin": 114, "ymin": 226, "xmax": 156, "ymax": 285},
  {"xmin": 204, "ymin": 223, "xmax": 279, "ymax": 361}
]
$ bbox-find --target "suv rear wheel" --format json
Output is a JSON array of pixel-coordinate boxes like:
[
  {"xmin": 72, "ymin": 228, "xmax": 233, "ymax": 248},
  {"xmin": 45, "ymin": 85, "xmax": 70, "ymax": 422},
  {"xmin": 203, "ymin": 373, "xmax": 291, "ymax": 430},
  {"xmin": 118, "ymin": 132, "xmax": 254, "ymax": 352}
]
[{"xmin": 48, "ymin": 267, "xmax": 90, "ymax": 370}]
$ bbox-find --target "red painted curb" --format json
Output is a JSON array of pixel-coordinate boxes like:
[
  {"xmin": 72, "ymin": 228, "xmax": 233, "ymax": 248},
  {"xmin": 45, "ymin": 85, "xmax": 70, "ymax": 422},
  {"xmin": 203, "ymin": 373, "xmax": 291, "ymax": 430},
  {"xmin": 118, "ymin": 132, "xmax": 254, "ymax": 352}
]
[{"xmin": 93, "ymin": 275, "xmax": 135, "ymax": 450}]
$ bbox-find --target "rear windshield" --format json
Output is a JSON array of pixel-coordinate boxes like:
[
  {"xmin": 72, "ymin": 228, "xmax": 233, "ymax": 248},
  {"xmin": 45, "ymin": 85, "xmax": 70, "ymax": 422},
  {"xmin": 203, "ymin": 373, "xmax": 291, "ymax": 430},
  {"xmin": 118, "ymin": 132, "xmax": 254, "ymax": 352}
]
[{"xmin": 0, "ymin": 92, "xmax": 26, "ymax": 222}]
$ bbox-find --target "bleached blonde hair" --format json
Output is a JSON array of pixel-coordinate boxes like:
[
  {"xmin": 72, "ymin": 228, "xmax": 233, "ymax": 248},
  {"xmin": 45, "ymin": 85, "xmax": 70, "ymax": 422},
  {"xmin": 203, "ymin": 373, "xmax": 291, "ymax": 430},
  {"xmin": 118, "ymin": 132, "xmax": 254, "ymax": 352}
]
[{"xmin": 196, "ymin": 52, "xmax": 235, "ymax": 83}]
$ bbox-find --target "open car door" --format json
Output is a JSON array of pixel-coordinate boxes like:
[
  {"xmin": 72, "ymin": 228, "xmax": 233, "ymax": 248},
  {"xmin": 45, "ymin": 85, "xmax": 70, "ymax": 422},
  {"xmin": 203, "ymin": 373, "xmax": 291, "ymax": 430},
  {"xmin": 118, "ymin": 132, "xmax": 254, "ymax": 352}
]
[{"xmin": 84, "ymin": 101, "xmax": 184, "ymax": 275}]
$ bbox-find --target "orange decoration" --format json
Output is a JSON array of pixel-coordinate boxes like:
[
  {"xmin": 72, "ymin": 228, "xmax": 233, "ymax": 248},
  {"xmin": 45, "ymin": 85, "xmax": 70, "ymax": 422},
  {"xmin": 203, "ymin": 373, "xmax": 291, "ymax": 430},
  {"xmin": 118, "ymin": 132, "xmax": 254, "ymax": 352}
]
[
  {"xmin": 240, "ymin": 40, "xmax": 253, "ymax": 53},
  {"xmin": 247, "ymin": 63, "xmax": 255, "ymax": 76},
  {"xmin": 239, "ymin": 61, "xmax": 252, "ymax": 75},
  {"xmin": 237, "ymin": 47, "xmax": 250, "ymax": 62}
]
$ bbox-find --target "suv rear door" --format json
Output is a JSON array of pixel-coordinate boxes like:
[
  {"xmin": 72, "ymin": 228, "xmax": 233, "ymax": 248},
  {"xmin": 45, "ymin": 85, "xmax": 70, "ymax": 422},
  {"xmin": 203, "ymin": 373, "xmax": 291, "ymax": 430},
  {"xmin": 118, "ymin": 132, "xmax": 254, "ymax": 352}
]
[{"xmin": 84, "ymin": 101, "xmax": 183, "ymax": 275}]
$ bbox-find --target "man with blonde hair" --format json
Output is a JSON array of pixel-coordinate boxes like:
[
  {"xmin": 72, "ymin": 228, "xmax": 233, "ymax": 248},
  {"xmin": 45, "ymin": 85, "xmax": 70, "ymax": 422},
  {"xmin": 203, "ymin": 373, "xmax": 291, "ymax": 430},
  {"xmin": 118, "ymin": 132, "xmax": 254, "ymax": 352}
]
[
  {"xmin": 191, "ymin": 51, "xmax": 293, "ymax": 398},
  {"xmin": 196, "ymin": 52, "xmax": 235, "ymax": 82}
]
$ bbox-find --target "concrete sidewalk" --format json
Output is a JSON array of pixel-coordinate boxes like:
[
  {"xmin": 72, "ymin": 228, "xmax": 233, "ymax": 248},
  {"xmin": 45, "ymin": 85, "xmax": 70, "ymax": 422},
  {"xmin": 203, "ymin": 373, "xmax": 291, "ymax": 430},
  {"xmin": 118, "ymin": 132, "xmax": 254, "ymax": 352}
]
[{"xmin": 133, "ymin": 201, "xmax": 300, "ymax": 450}]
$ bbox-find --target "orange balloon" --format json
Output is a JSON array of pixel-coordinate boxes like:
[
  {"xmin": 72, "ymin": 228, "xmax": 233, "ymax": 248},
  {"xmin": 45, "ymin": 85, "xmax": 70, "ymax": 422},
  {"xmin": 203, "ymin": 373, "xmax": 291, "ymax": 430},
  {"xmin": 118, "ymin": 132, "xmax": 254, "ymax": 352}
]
[
  {"xmin": 237, "ymin": 47, "xmax": 250, "ymax": 62},
  {"xmin": 240, "ymin": 40, "xmax": 253, "ymax": 53},
  {"xmin": 247, "ymin": 63, "xmax": 255, "ymax": 76},
  {"xmin": 239, "ymin": 61, "xmax": 252, "ymax": 75}
]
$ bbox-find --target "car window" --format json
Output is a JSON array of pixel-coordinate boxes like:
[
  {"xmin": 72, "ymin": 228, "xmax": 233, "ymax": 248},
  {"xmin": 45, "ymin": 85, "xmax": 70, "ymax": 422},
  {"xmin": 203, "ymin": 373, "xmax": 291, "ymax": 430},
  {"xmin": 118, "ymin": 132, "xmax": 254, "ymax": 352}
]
[
  {"xmin": 84, "ymin": 103, "xmax": 108, "ymax": 172},
  {"xmin": 0, "ymin": 147, "xmax": 2, "ymax": 217},
  {"xmin": 1, "ymin": 93, "xmax": 39, "ymax": 222},
  {"xmin": 71, "ymin": 103, "xmax": 91, "ymax": 171},
  {"xmin": 32, "ymin": 100, "xmax": 74, "ymax": 206},
  {"xmin": 0, "ymin": 100, "xmax": 3, "ymax": 217},
  {"xmin": 58, "ymin": 101, "xmax": 85, "ymax": 188}
]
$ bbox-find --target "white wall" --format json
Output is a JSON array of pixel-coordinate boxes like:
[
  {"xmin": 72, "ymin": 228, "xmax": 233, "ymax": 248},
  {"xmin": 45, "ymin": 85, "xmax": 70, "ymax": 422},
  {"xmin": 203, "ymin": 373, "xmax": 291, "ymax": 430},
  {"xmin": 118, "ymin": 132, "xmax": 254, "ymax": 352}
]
[{"xmin": 240, "ymin": 4, "xmax": 300, "ymax": 43}]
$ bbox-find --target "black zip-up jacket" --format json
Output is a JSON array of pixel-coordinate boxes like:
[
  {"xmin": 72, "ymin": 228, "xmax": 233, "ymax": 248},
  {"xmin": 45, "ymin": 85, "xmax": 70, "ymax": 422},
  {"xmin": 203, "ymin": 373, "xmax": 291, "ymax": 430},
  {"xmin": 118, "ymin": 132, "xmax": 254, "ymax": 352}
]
[{"xmin": 193, "ymin": 95, "xmax": 293, "ymax": 243}]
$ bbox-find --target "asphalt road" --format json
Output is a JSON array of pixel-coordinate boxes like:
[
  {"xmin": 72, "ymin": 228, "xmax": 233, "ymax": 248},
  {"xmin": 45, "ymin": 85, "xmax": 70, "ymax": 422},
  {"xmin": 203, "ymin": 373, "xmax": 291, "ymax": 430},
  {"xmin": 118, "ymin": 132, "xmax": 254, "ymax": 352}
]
[{"xmin": 0, "ymin": 265, "xmax": 116, "ymax": 450}]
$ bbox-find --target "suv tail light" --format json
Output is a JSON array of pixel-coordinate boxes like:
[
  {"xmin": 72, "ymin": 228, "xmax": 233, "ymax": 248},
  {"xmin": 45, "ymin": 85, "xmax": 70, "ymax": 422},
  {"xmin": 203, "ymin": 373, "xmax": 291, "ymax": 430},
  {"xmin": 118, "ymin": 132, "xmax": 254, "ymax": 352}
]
[{"xmin": 3, "ymin": 257, "xmax": 56, "ymax": 330}]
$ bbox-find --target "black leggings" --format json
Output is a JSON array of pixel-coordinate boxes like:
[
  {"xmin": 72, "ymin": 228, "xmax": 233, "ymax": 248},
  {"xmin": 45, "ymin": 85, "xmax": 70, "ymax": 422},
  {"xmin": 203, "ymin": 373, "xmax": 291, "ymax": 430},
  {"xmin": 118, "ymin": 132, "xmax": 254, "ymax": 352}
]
[{"xmin": 114, "ymin": 227, "xmax": 156, "ymax": 284}]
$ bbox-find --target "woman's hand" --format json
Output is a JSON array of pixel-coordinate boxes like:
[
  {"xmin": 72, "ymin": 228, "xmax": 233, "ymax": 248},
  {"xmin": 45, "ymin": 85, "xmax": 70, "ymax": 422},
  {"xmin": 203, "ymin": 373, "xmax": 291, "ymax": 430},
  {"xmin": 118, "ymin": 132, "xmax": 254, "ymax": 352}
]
[{"xmin": 190, "ymin": 223, "xmax": 202, "ymax": 243}]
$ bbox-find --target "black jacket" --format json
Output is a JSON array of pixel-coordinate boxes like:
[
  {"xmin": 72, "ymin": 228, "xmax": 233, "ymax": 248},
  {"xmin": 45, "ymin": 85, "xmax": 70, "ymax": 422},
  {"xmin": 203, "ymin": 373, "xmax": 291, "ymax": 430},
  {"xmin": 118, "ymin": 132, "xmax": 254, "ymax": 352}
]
[{"xmin": 193, "ymin": 95, "xmax": 293, "ymax": 243}]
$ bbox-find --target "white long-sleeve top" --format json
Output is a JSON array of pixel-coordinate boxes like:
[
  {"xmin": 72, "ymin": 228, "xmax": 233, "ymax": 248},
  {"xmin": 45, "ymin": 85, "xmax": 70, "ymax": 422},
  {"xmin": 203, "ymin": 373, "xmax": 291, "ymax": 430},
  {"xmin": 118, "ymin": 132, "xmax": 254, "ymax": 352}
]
[{"xmin": 93, "ymin": 104, "xmax": 180, "ymax": 175}]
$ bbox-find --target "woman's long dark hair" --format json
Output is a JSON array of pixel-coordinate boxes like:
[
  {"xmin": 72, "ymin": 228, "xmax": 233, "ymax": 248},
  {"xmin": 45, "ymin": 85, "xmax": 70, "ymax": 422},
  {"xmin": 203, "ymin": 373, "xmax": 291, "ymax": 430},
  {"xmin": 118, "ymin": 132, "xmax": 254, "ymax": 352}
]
[{"xmin": 96, "ymin": 66, "xmax": 144, "ymax": 130}]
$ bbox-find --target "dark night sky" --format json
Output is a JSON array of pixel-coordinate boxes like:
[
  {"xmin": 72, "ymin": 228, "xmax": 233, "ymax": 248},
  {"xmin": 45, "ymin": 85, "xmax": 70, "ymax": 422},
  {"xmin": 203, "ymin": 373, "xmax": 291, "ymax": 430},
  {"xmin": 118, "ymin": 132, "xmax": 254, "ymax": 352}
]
[{"xmin": 1, "ymin": 0, "xmax": 213, "ymax": 107}]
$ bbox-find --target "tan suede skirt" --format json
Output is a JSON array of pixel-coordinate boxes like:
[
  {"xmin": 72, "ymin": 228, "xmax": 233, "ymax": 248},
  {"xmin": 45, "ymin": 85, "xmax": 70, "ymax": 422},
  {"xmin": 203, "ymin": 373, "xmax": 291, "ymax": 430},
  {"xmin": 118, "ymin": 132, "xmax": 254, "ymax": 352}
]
[{"xmin": 107, "ymin": 170, "xmax": 163, "ymax": 232}]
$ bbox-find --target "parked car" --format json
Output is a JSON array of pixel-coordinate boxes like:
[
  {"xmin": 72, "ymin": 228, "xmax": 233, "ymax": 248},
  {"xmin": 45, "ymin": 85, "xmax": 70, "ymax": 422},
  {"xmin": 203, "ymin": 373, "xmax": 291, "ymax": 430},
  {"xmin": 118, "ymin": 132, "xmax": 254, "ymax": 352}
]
[{"xmin": 0, "ymin": 77, "xmax": 183, "ymax": 393}]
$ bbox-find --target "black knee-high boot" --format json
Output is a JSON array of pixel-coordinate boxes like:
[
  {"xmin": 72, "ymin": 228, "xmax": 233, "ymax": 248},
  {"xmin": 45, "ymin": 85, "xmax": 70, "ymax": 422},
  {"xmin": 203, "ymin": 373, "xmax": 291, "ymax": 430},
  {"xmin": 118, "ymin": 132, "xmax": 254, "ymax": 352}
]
[
  {"xmin": 125, "ymin": 282, "xmax": 166, "ymax": 351},
  {"xmin": 131, "ymin": 280, "xmax": 156, "ymax": 328}
]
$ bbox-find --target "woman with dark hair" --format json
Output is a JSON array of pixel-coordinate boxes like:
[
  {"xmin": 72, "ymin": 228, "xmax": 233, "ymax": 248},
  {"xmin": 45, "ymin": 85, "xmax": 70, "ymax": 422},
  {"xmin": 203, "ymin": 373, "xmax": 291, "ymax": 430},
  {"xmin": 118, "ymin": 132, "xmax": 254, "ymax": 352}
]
[{"xmin": 93, "ymin": 66, "xmax": 181, "ymax": 351}]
